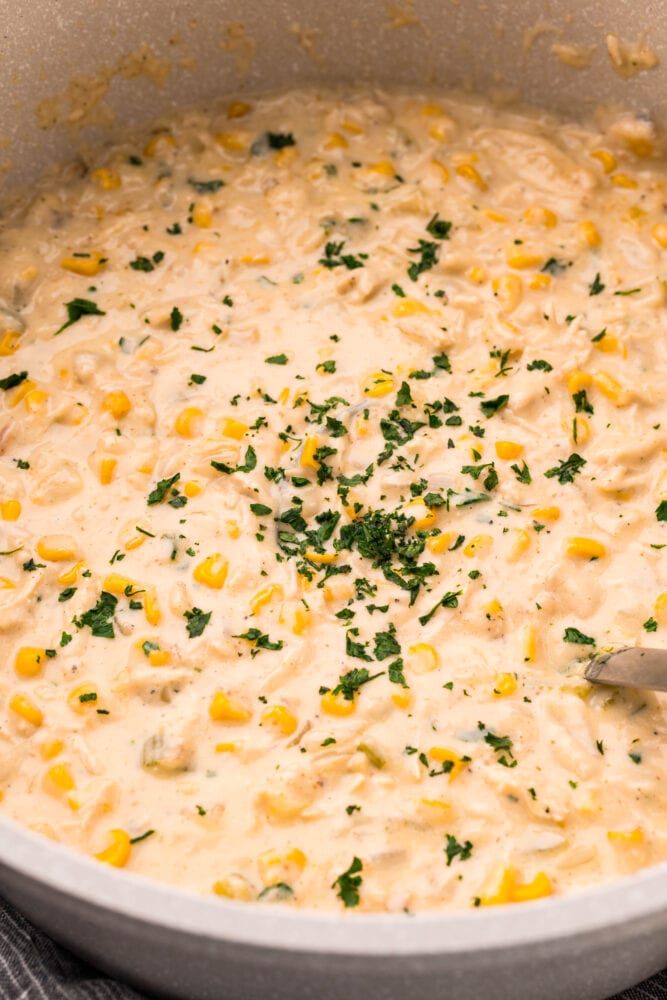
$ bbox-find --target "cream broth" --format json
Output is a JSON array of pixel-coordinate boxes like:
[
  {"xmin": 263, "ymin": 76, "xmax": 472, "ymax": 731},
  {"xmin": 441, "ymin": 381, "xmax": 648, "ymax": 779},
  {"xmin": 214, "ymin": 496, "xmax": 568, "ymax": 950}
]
[{"xmin": 0, "ymin": 89, "xmax": 666, "ymax": 912}]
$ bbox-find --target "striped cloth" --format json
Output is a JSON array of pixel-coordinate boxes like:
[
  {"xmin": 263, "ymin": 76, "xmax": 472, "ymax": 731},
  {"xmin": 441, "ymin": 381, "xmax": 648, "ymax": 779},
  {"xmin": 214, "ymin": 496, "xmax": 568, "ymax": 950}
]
[{"xmin": 1, "ymin": 893, "xmax": 666, "ymax": 999}]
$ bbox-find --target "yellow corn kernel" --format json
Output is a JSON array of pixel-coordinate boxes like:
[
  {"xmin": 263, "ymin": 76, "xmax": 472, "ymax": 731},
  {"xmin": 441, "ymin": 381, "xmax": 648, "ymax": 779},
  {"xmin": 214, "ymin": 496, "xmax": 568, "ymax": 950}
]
[
  {"xmin": 651, "ymin": 222, "xmax": 667, "ymax": 249},
  {"xmin": 407, "ymin": 643, "xmax": 439, "ymax": 674},
  {"xmin": 274, "ymin": 146, "xmax": 298, "ymax": 166},
  {"xmin": 215, "ymin": 131, "xmax": 247, "ymax": 151},
  {"xmin": 509, "ymin": 528, "xmax": 531, "ymax": 560},
  {"xmin": 467, "ymin": 265, "xmax": 487, "ymax": 284},
  {"xmin": 0, "ymin": 330, "xmax": 20, "ymax": 355},
  {"xmin": 428, "ymin": 122, "xmax": 449, "ymax": 142},
  {"xmin": 406, "ymin": 498, "xmax": 437, "ymax": 529},
  {"xmin": 392, "ymin": 690, "xmax": 412, "ymax": 709},
  {"xmin": 91, "ymin": 168, "xmax": 121, "ymax": 190},
  {"xmin": 505, "ymin": 246, "xmax": 542, "ymax": 270},
  {"xmin": 590, "ymin": 149, "xmax": 616, "ymax": 173},
  {"xmin": 40, "ymin": 739, "xmax": 63, "ymax": 761},
  {"xmin": 103, "ymin": 574, "xmax": 136, "ymax": 595},
  {"xmin": 341, "ymin": 119, "xmax": 363, "ymax": 134},
  {"xmin": 654, "ymin": 592, "xmax": 667, "ymax": 622},
  {"xmin": 594, "ymin": 333, "xmax": 621, "ymax": 354},
  {"xmin": 495, "ymin": 440, "xmax": 523, "ymax": 460},
  {"xmin": 6, "ymin": 377, "xmax": 35, "ymax": 408},
  {"xmin": 143, "ymin": 133, "xmax": 175, "ymax": 157},
  {"xmin": 608, "ymin": 828, "xmax": 644, "ymax": 844},
  {"xmin": 579, "ymin": 220, "xmax": 601, "ymax": 247},
  {"xmin": 565, "ymin": 537, "xmax": 607, "ymax": 560},
  {"xmin": 144, "ymin": 589, "xmax": 161, "ymax": 627},
  {"xmin": 464, "ymin": 534, "xmax": 492, "ymax": 558},
  {"xmin": 67, "ymin": 683, "xmax": 100, "ymax": 714},
  {"xmin": 611, "ymin": 173, "xmax": 638, "ymax": 189},
  {"xmin": 194, "ymin": 554, "xmax": 228, "ymax": 590},
  {"xmin": 368, "ymin": 160, "xmax": 396, "ymax": 176},
  {"xmin": 226, "ymin": 519, "xmax": 240, "ymax": 539},
  {"xmin": 261, "ymin": 704, "xmax": 298, "ymax": 737},
  {"xmin": 292, "ymin": 607, "xmax": 311, "ymax": 635},
  {"xmin": 61, "ymin": 252, "xmax": 106, "ymax": 277},
  {"xmin": 23, "ymin": 387, "xmax": 48, "ymax": 412},
  {"xmin": 9, "ymin": 693, "xmax": 43, "ymax": 727},
  {"xmin": 0, "ymin": 499, "xmax": 21, "ymax": 521},
  {"xmin": 99, "ymin": 457, "xmax": 117, "ymax": 485},
  {"xmin": 523, "ymin": 205, "xmax": 558, "ymax": 227},
  {"xmin": 422, "ymin": 102, "xmax": 444, "ymax": 116},
  {"xmin": 0, "ymin": 577, "xmax": 15, "ymax": 589},
  {"xmin": 240, "ymin": 253, "xmax": 271, "ymax": 265},
  {"xmin": 45, "ymin": 763, "xmax": 75, "ymax": 793},
  {"xmin": 362, "ymin": 371, "xmax": 394, "ymax": 397},
  {"xmin": 304, "ymin": 548, "xmax": 337, "ymax": 564},
  {"xmin": 221, "ymin": 417, "xmax": 248, "ymax": 440},
  {"xmin": 427, "ymin": 532, "xmax": 455, "ymax": 555},
  {"xmin": 192, "ymin": 203, "xmax": 213, "ymax": 228},
  {"xmin": 95, "ymin": 829, "xmax": 131, "ymax": 868},
  {"xmin": 430, "ymin": 159, "xmax": 450, "ymax": 182},
  {"xmin": 566, "ymin": 370, "xmax": 593, "ymax": 395},
  {"xmin": 492, "ymin": 274, "xmax": 523, "ymax": 313},
  {"xmin": 529, "ymin": 273, "xmax": 551, "ymax": 290},
  {"xmin": 511, "ymin": 871, "xmax": 552, "ymax": 903},
  {"xmin": 593, "ymin": 371, "xmax": 629, "ymax": 406},
  {"xmin": 39, "ymin": 535, "xmax": 79, "ymax": 563},
  {"xmin": 102, "ymin": 390, "xmax": 131, "ymax": 420},
  {"xmin": 484, "ymin": 599, "xmax": 503, "ymax": 619},
  {"xmin": 209, "ymin": 691, "xmax": 252, "ymax": 724},
  {"xmin": 148, "ymin": 648, "xmax": 171, "ymax": 666},
  {"xmin": 324, "ymin": 132, "xmax": 348, "ymax": 150},
  {"xmin": 484, "ymin": 209, "xmax": 507, "ymax": 223},
  {"xmin": 456, "ymin": 162, "xmax": 487, "ymax": 190},
  {"xmin": 532, "ymin": 506, "xmax": 560, "ymax": 522},
  {"xmin": 428, "ymin": 747, "xmax": 469, "ymax": 781},
  {"xmin": 320, "ymin": 691, "xmax": 356, "ymax": 716},
  {"xmin": 393, "ymin": 298, "xmax": 431, "ymax": 318},
  {"xmin": 215, "ymin": 742, "xmax": 238, "ymax": 753},
  {"xmin": 227, "ymin": 100, "xmax": 252, "ymax": 119},
  {"xmin": 493, "ymin": 673, "xmax": 517, "ymax": 698},
  {"xmin": 479, "ymin": 866, "xmax": 516, "ymax": 906},
  {"xmin": 301, "ymin": 435, "xmax": 320, "ymax": 469},
  {"xmin": 522, "ymin": 625, "xmax": 537, "ymax": 663},
  {"xmin": 15, "ymin": 647, "xmax": 48, "ymax": 678},
  {"xmin": 258, "ymin": 847, "xmax": 307, "ymax": 885},
  {"xmin": 251, "ymin": 583, "xmax": 284, "ymax": 615},
  {"xmin": 174, "ymin": 407, "xmax": 203, "ymax": 438}
]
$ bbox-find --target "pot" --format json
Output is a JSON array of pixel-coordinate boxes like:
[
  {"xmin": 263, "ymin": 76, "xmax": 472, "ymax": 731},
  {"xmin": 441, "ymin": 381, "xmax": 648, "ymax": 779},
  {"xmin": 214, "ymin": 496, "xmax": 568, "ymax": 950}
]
[{"xmin": 1, "ymin": 1, "xmax": 666, "ymax": 997}]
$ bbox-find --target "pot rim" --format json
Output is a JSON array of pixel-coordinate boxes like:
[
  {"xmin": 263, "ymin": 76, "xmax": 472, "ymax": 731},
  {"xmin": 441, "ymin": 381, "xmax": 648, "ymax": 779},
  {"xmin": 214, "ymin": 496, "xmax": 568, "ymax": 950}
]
[{"xmin": 2, "ymin": 812, "xmax": 666, "ymax": 956}]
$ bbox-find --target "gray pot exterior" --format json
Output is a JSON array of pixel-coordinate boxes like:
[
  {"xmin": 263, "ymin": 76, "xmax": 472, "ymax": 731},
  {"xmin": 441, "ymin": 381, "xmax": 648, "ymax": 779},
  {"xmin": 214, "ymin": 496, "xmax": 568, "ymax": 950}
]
[{"xmin": 1, "ymin": 0, "xmax": 667, "ymax": 997}]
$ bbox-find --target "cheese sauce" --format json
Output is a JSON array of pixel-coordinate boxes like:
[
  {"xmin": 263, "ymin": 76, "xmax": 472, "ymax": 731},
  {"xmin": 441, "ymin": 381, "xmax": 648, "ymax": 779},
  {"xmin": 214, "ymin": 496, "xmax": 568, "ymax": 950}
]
[{"xmin": 0, "ymin": 89, "xmax": 666, "ymax": 912}]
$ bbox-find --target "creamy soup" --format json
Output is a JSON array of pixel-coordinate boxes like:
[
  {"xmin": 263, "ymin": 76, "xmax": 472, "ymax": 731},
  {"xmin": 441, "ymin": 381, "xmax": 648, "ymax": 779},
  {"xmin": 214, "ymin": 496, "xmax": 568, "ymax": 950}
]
[{"xmin": 0, "ymin": 88, "xmax": 666, "ymax": 913}]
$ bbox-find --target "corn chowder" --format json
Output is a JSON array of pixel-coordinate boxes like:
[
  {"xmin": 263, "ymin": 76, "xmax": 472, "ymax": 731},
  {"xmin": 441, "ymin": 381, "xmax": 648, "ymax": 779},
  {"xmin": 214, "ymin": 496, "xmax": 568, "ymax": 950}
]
[{"xmin": 0, "ymin": 89, "xmax": 666, "ymax": 913}]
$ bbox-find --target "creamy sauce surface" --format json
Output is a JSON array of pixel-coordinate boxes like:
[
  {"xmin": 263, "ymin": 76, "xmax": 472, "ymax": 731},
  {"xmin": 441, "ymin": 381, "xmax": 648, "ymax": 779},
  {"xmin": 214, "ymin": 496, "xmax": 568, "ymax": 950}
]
[{"xmin": 0, "ymin": 88, "xmax": 666, "ymax": 912}]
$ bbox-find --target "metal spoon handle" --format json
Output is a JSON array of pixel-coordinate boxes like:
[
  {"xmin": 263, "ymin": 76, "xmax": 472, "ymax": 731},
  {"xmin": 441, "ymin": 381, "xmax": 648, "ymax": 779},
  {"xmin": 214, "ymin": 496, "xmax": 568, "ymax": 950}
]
[{"xmin": 585, "ymin": 647, "xmax": 667, "ymax": 692}]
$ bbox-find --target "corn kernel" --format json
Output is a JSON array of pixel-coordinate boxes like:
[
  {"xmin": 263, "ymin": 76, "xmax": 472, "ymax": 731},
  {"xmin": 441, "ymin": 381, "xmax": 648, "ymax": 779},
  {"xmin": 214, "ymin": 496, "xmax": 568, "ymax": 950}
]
[
  {"xmin": 56, "ymin": 561, "xmax": 82, "ymax": 586},
  {"xmin": 215, "ymin": 131, "xmax": 247, "ymax": 151},
  {"xmin": 392, "ymin": 690, "xmax": 412, "ymax": 709},
  {"xmin": 590, "ymin": 149, "xmax": 616, "ymax": 173},
  {"xmin": 456, "ymin": 163, "xmax": 487, "ymax": 190},
  {"xmin": 250, "ymin": 583, "xmax": 284, "ymax": 614},
  {"xmin": 523, "ymin": 206, "xmax": 558, "ymax": 227},
  {"xmin": 429, "ymin": 122, "xmax": 450, "ymax": 142},
  {"xmin": 67, "ymin": 683, "xmax": 100, "ymax": 714},
  {"xmin": 91, "ymin": 168, "xmax": 121, "ymax": 190},
  {"xmin": 479, "ymin": 866, "xmax": 517, "ymax": 905},
  {"xmin": 428, "ymin": 747, "xmax": 469, "ymax": 781},
  {"xmin": 0, "ymin": 499, "xmax": 21, "ymax": 521},
  {"xmin": 464, "ymin": 534, "xmax": 493, "ymax": 558},
  {"xmin": 608, "ymin": 828, "xmax": 644, "ymax": 844},
  {"xmin": 654, "ymin": 592, "xmax": 667, "ymax": 622},
  {"xmin": 148, "ymin": 648, "xmax": 171, "ymax": 667},
  {"xmin": 427, "ymin": 532, "xmax": 455, "ymax": 554},
  {"xmin": 175, "ymin": 407, "xmax": 203, "ymax": 438},
  {"xmin": 240, "ymin": 253, "xmax": 271, "ymax": 265},
  {"xmin": 407, "ymin": 643, "xmax": 439, "ymax": 674},
  {"xmin": 215, "ymin": 742, "xmax": 238, "ymax": 753},
  {"xmin": 292, "ymin": 607, "xmax": 311, "ymax": 635},
  {"xmin": 0, "ymin": 331, "xmax": 20, "ymax": 355},
  {"xmin": 509, "ymin": 528, "xmax": 531, "ymax": 560},
  {"xmin": 522, "ymin": 625, "xmax": 537, "ymax": 663},
  {"xmin": 99, "ymin": 458, "xmax": 117, "ymax": 485},
  {"xmin": 495, "ymin": 440, "xmax": 523, "ymax": 460},
  {"xmin": 565, "ymin": 537, "xmax": 607, "ymax": 560},
  {"xmin": 652, "ymin": 223, "xmax": 667, "ymax": 249},
  {"xmin": 593, "ymin": 333, "xmax": 621, "ymax": 354},
  {"xmin": 15, "ymin": 647, "xmax": 48, "ymax": 678},
  {"xmin": 45, "ymin": 763, "xmax": 75, "ymax": 793},
  {"xmin": 7, "ymin": 377, "xmax": 35, "ymax": 408},
  {"xmin": 492, "ymin": 274, "xmax": 523, "ymax": 312},
  {"xmin": 213, "ymin": 877, "xmax": 254, "ymax": 900},
  {"xmin": 406, "ymin": 498, "xmax": 437, "ymax": 529},
  {"xmin": 362, "ymin": 371, "xmax": 394, "ymax": 397},
  {"xmin": 209, "ymin": 691, "xmax": 252, "ymax": 723},
  {"xmin": 484, "ymin": 599, "xmax": 503, "ymax": 618},
  {"xmin": 511, "ymin": 871, "xmax": 552, "ymax": 903},
  {"xmin": 611, "ymin": 173, "xmax": 638, "ymax": 189},
  {"xmin": 467, "ymin": 266, "xmax": 487, "ymax": 284},
  {"xmin": 34, "ymin": 535, "xmax": 74, "ymax": 561},
  {"xmin": 40, "ymin": 739, "xmax": 63, "ymax": 761},
  {"xmin": 144, "ymin": 589, "xmax": 161, "ymax": 627},
  {"xmin": 579, "ymin": 220, "xmax": 601, "ymax": 247},
  {"xmin": 61, "ymin": 252, "xmax": 107, "ymax": 277},
  {"xmin": 341, "ymin": 120, "xmax": 363, "ymax": 134},
  {"xmin": 95, "ymin": 829, "xmax": 131, "ymax": 868},
  {"xmin": 422, "ymin": 103, "xmax": 444, "ymax": 116},
  {"xmin": 430, "ymin": 159, "xmax": 450, "ymax": 182},
  {"xmin": 566, "ymin": 370, "xmax": 593, "ymax": 395},
  {"xmin": 143, "ymin": 133, "xmax": 175, "ymax": 157},
  {"xmin": 9, "ymin": 693, "xmax": 43, "ymax": 727},
  {"xmin": 23, "ymin": 387, "xmax": 48, "ymax": 412},
  {"xmin": 102, "ymin": 391, "xmax": 131, "ymax": 420},
  {"xmin": 192, "ymin": 203, "xmax": 213, "ymax": 228},
  {"xmin": 368, "ymin": 160, "xmax": 396, "ymax": 176},
  {"xmin": 222, "ymin": 417, "xmax": 248, "ymax": 440},
  {"xmin": 261, "ymin": 704, "xmax": 298, "ymax": 737},
  {"xmin": 320, "ymin": 691, "xmax": 356, "ymax": 716},
  {"xmin": 529, "ymin": 273, "xmax": 551, "ymax": 290},
  {"xmin": 485, "ymin": 209, "xmax": 507, "ymax": 223},
  {"xmin": 493, "ymin": 673, "xmax": 517, "ymax": 698},
  {"xmin": 103, "ymin": 574, "xmax": 136, "ymax": 595},
  {"xmin": 194, "ymin": 554, "xmax": 229, "ymax": 589},
  {"xmin": 324, "ymin": 132, "xmax": 348, "ymax": 150},
  {"xmin": 227, "ymin": 100, "xmax": 252, "ymax": 119},
  {"xmin": 505, "ymin": 247, "xmax": 543, "ymax": 270},
  {"xmin": 301, "ymin": 435, "xmax": 320, "ymax": 469},
  {"xmin": 593, "ymin": 371, "xmax": 629, "ymax": 406},
  {"xmin": 226, "ymin": 519, "xmax": 240, "ymax": 539},
  {"xmin": 393, "ymin": 298, "xmax": 431, "ymax": 317}
]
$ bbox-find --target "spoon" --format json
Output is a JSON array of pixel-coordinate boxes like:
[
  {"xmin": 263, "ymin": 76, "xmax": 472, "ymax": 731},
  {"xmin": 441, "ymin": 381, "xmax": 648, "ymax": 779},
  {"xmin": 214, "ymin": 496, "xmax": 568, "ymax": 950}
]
[{"xmin": 585, "ymin": 647, "xmax": 667, "ymax": 692}]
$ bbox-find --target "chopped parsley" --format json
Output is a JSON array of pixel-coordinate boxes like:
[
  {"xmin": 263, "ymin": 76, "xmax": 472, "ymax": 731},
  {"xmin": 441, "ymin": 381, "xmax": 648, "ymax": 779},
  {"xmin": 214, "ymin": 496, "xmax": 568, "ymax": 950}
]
[
  {"xmin": 55, "ymin": 297, "xmax": 106, "ymax": 335},
  {"xmin": 0, "ymin": 371, "xmax": 28, "ymax": 391},
  {"xmin": 563, "ymin": 626, "xmax": 596, "ymax": 645},
  {"xmin": 444, "ymin": 833, "xmax": 473, "ymax": 866},
  {"xmin": 184, "ymin": 607, "xmax": 212, "ymax": 638},
  {"xmin": 332, "ymin": 856, "xmax": 363, "ymax": 908},
  {"xmin": 544, "ymin": 453, "xmax": 586, "ymax": 484},
  {"xmin": 187, "ymin": 177, "xmax": 224, "ymax": 193},
  {"xmin": 73, "ymin": 591, "xmax": 118, "ymax": 639},
  {"xmin": 589, "ymin": 272, "xmax": 605, "ymax": 296},
  {"xmin": 265, "ymin": 354, "xmax": 288, "ymax": 365}
]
